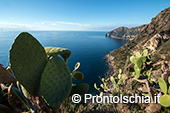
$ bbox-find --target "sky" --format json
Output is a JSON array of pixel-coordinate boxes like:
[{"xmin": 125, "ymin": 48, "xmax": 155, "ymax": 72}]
[{"xmin": 0, "ymin": 0, "xmax": 170, "ymax": 31}]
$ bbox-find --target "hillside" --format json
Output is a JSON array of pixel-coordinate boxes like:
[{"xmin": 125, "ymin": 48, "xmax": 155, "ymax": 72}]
[
  {"xmin": 105, "ymin": 25, "xmax": 146, "ymax": 40},
  {"xmin": 102, "ymin": 7, "xmax": 170, "ymax": 112},
  {"xmin": 106, "ymin": 7, "xmax": 170, "ymax": 74}
]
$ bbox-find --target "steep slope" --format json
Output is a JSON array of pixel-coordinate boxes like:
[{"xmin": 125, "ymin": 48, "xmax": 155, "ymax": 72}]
[
  {"xmin": 106, "ymin": 7, "xmax": 170, "ymax": 74},
  {"xmin": 101, "ymin": 7, "xmax": 170, "ymax": 112},
  {"xmin": 105, "ymin": 25, "xmax": 146, "ymax": 40}
]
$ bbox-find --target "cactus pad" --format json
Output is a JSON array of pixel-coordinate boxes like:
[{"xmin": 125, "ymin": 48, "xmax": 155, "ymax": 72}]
[
  {"xmin": 159, "ymin": 94, "xmax": 170, "ymax": 107},
  {"xmin": 143, "ymin": 49, "xmax": 148, "ymax": 56},
  {"xmin": 10, "ymin": 32, "xmax": 47, "ymax": 95},
  {"xmin": 158, "ymin": 77, "xmax": 167, "ymax": 94},
  {"xmin": 134, "ymin": 65, "xmax": 141, "ymax": 78},
  {"xmin": 40, "ymin": 56, "xmax": 72, "ymax": 107},
  {"xmin": 45, "ymin": 47, "xmax": 71, "ymax": 61},
  {"xmin": 72, "ymin": 71, "xmax": 84, "ymax": 81},
  {"xmin": 94, "ymin": 83, "xmax": 100, "ymax": 91},
  {"xmin": 100, "ymin": 84, "xmax": 104, "ymax": 89},
  {"xmin": 73, "ymin": 62, "xmax": 80, "ymax": 72},
  {"xmin": 130, "ymin": 56, "xmax": 136, "ymax": 64},
  {"xmin": 136, "ymin": 56, "xmax": 146, "ymax": 68},
  {"xmin": 135, "ymin": 52, "xmax": 141, "ymax": 58},
  {"xmin": 11, "ymin": 87, "xmax": 31, "ymax": 111},
  {"xmin": 70, "ymin": 84, "xmax": 89, "ymax": 95}
]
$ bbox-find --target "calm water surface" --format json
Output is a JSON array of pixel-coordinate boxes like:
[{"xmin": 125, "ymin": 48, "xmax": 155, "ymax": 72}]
[{"xmin": 0, "ymin": 31, "xmax": 128, "ymax": 94}]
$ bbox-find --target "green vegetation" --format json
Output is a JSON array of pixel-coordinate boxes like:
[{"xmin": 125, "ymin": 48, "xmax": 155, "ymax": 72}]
[
  {"xmin": 0, "ymin": 32, "xmax": 89, "ymax": 112},
  {"xmin": 1, "ymin": 7, "xmax": 170, "ymax": 113},
  {"xmin": 96, "ymin": 49, "xmax": 170, "ymax": 112},
  {"xmin": 130, "ymin": 49, "xmax": 152, "ymax": 82},
  {"xmin": 158, "ymin": 77, "xmax": 170, "ymax": 107},
  {"xmin": 103, "ymin": 7, "xmax": 170, "ymax": 112}
]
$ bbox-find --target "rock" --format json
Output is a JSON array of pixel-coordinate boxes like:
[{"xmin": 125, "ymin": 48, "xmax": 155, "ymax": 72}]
[
  {"xmin": 105, "ymin": 25, "xmax": 146, "ymax": 40},
  {"xmin": 144, "ymin": 33, "xmax": 162, "ymax": 51},
  {"xmin": 106, "ymin": 7, "xmax": 170, "ymax": 74}
]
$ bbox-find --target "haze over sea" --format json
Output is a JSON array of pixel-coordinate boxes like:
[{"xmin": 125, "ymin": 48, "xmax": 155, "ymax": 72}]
[{"xmin": 0, "ymin": 31, "xmax": 127, "ymax": 94}]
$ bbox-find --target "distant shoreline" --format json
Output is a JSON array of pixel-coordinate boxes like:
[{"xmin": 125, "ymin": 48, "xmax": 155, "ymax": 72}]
[
  {"xmin": 104, "ymin": 53, "xmax": 115, "ymax": 78},
  {"xmin": 106, "ymin": 35, "xmax": 130, "ymax": 40}
]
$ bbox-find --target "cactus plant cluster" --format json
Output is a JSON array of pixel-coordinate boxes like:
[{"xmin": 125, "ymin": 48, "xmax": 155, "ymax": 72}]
[
  {"xmin": 110, "ymin": 69, "xmax": 127, "ymax": 93},
  {"xmin": 130, "ymin": 49, "xmax": 170, "ymax": 109},
  {"xmin": 92, "ymin": 48, "xmax": 170, "ymax": 112},
  {"xmin": 130, "ymin": 49, "xmax": 152, "ymax": 79},
  {"xmin": 94, "ymin": 69, "xmax": 126, "ymax": 93},
  {"xmin": 0, "ymin": 32, "xmax": 89, "ymax": 112},
  {"xmin": 94, "ymin": 78, "xmax": 109, "ymax": 92},
  {"xmin": 158, "ymin": 77, "xmax": 170, "ymax": 107}
]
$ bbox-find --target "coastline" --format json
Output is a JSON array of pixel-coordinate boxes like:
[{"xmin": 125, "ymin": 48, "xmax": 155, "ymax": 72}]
[
  {"xmin": 106, "ymin": 35, "xmax": 130, "ymax": 40},
  {"xmin": 104, "ymin": 53, "xmax": 115, "ymax": 77}
]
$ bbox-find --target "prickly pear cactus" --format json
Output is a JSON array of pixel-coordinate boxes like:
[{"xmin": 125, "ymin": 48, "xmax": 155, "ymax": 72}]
[
  {"xmin": 40, "ymin": 56, "xmax": 72, "ymax": 107},
  {"xmin": 9, "ymin": 32, "xmax": 47, "ymax": 95},
  {"xmin": 158, "ymin": 77, "xmax": 167, "ymax": 94},
  {"xmin": 159, "ymin": 94, "xmax": 170, "ymax": 107},
  {"xmin": 158, "ymin": 77, "xmax": 170, "ymax": 107}
]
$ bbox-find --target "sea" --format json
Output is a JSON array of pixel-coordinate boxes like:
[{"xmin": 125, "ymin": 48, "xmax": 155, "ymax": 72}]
[{"xmin": 0, "ymin": 31, "xmax": 128, "ymax": 94}]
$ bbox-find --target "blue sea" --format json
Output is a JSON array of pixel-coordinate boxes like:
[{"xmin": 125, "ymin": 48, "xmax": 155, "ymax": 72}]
[{"xmin": 0, "ymin": 31, "xmax": 128, "ymax": 94}]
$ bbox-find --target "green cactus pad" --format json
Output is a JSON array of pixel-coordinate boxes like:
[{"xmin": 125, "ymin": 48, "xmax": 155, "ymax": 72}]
[
  {"xmin": 110, "ymin": 76, "xmax": 116, "ymax": 84},
  {"xmin": 135, "ymin": 52, "xmax": 141, "ymax": 58},
  {"xmin": 10, "ymin": 32, "xmax": 47, "ymax": 95},
  {"xmin": 40, "ymin": 56, "xmax": 72, "ymax": 107},
  {"xmin": 100, "ymin": 84, "xmax": 104, "ymax": 89},
  {"xmin": 119, "ymin": 69, "xmax": 122, "ymax": 74},
  {"xmin": 143, "ymin": 49, "xmax": 148, "ymax": 56},
  {"xmin": 168, "ymin": 87, "xmax": 170, "ymax": 95},
  {"xmin": 101, "ymin": 78, "xmax": 105, "ymax": 83},
  {"xmin": 73, "ymin": 62, "xmax": 80, "ymax": 72},
  {"xmin": 70, "ymin": 84, "xmax": 89, "ymax": 95},
  {"xmin": 11, "ymin": 87, "xmax": 31, "ymax": 111},
  {"xmin": 45, "ymin": 47, "xmax": 71, "ymax": 61},
  {"xmin": 17, "ymin": 81, "xmax": 30, "ymax": 99},
  {"xmin": 146, "ymin": 61, "xmax": 152, "ymax": 65},
  {"xmin": 72, "ymin": 71, "xmax": 84, "ymax": 81},
  {"xmin": 94, "ymin": 83, "xmax": 100, "ymax": 91},
  {"xmin": 140, "ymin": 56, "xmax": 147, "ymax": 63},
  {"xmin": 158, "ymin": 77, "xmax": 167, "ymax": 94},
  {"xmin": 21, "ymin": 85, "xmax": 30, "ymax": 99},
  {"xmin": 134, "ymin": 65, "xmax": 141, "ymax": 78},
  {"xmin": 136, "ymin": 57, "xmax": 145, "ymax": 68},
  {"xmin": 130, "ymin": 56, "xmax": 136, "ymax": 64},
  {"xmin": 118, "ymin": 73, "xmax": 122, "ymax": 79},
  {"xmin": 159, "ymin": 94, "xmax": 170, "ymax": 107},
  {"xmin": 168, "ymin": 76, "xmax": 170, "ymax": 84}
]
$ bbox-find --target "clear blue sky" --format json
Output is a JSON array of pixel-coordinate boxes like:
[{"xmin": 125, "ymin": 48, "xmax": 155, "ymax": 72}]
[{"xmin": 0, "ymin": 0, "xmax": 170, "ymax": 31}]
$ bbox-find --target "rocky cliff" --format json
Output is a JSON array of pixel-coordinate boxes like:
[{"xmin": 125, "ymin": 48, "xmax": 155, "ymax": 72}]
[
  {"xmin": 105, "ymin": 25, "xmax": 146, "ymax": 40},
  {"xmin": 106, "ymin": 7, "xmax": 170, "ymax": 74},
  {"xmin": 102, "ymin": 7, "xmax": 170, "ymax": 112}
]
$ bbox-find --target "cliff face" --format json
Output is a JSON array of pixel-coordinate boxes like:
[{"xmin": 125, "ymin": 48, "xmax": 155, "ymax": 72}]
[
  {"xmin": 106, "ymin": 7, "xmax": 170, "ymax": 74},
  {"xmin": 105, "ymin": 25, "xmax": 146, "ymax": 40}
]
